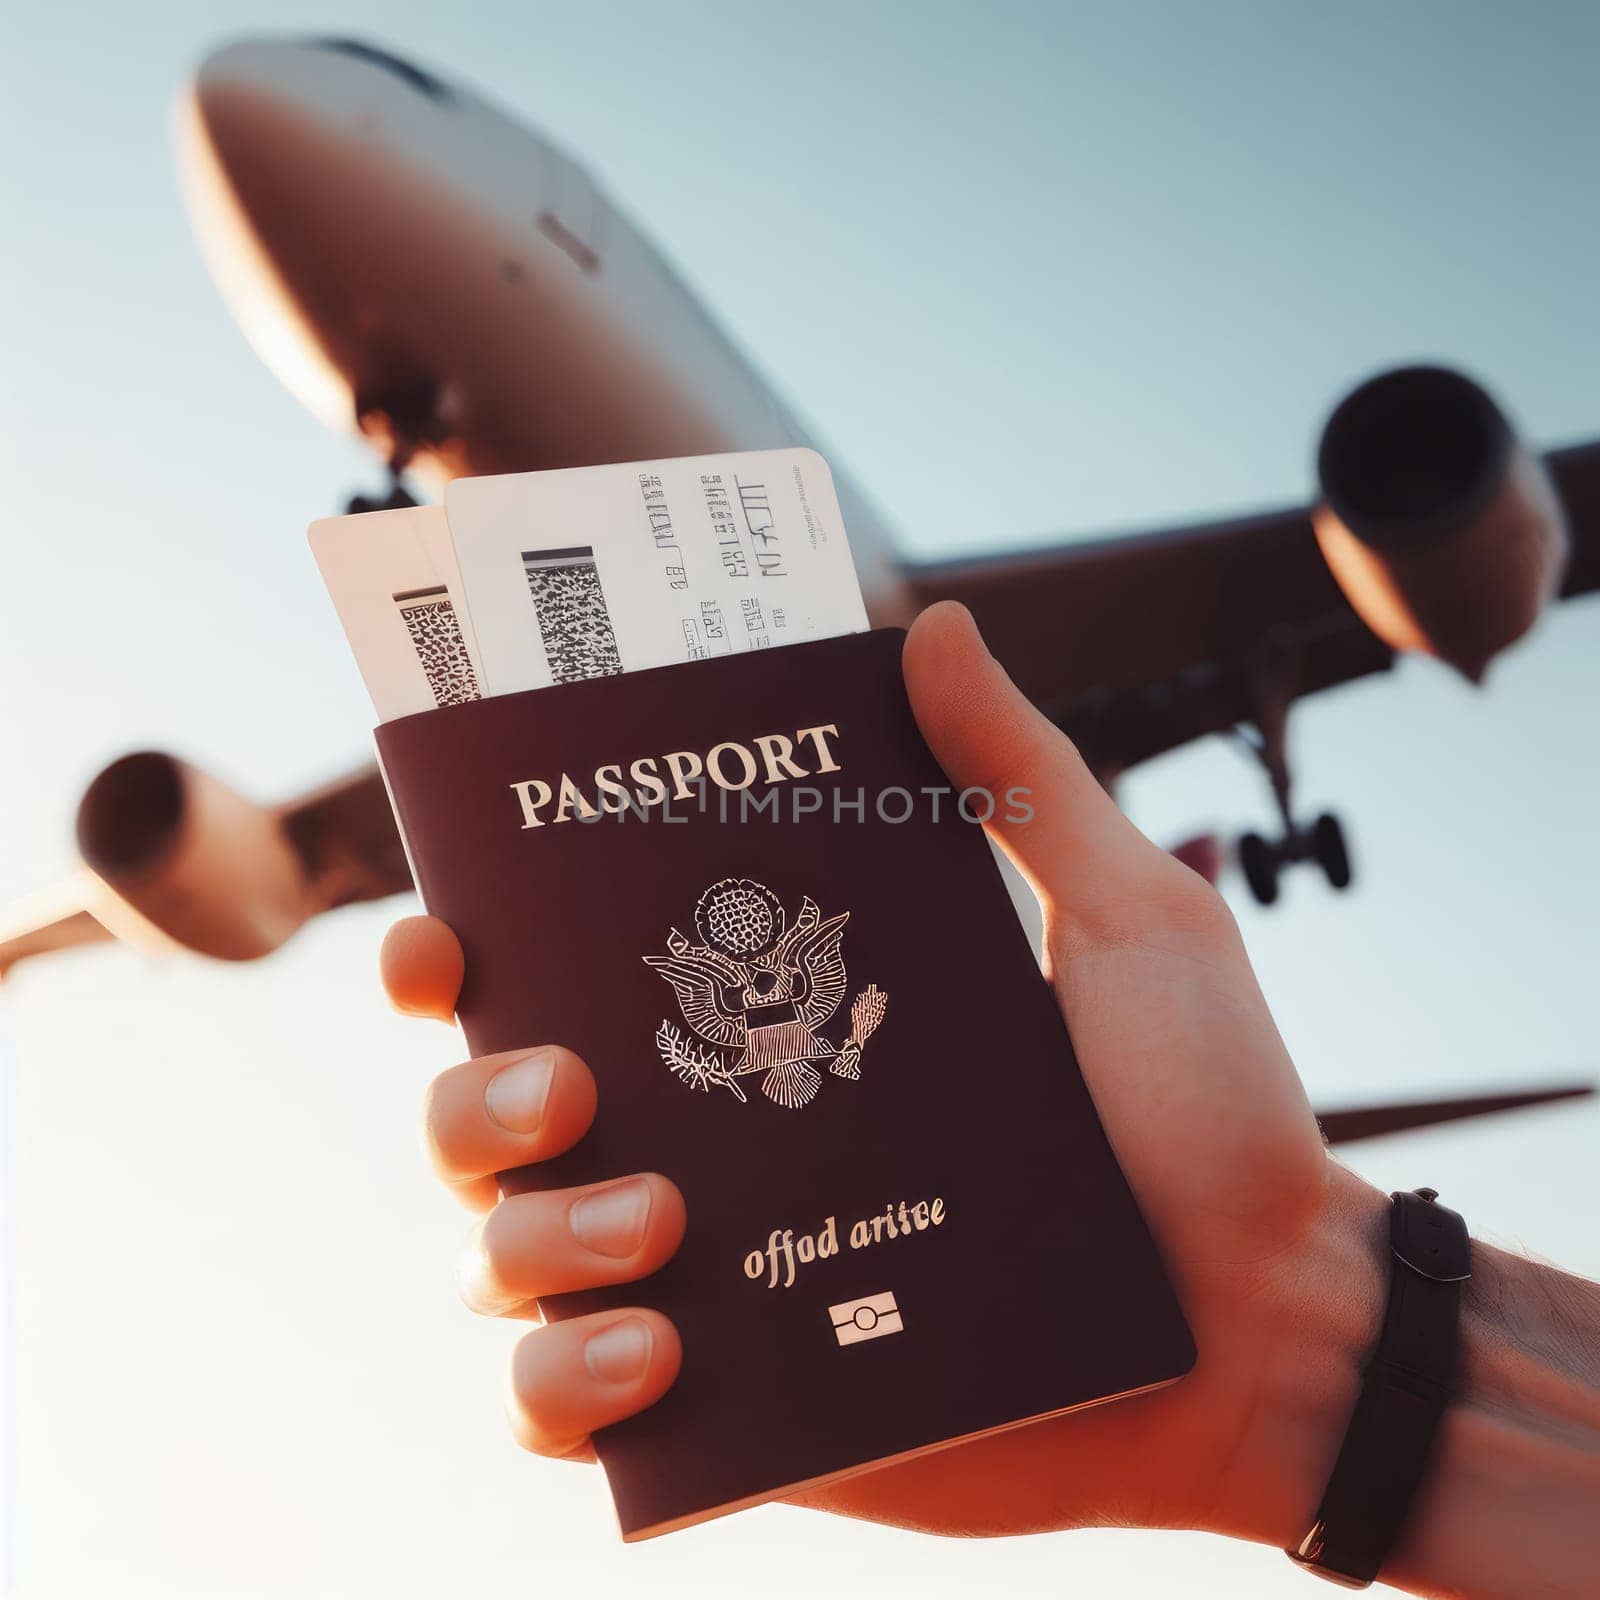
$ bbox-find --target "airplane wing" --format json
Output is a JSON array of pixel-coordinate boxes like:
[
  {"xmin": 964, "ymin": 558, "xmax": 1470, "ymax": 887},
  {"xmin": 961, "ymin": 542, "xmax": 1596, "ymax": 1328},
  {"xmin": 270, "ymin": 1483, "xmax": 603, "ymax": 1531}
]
[
  {"xmin": 910, "ymin": 440, "xmax": 1600, "ymax": 775},
  {"xmin": 1316, "ymin": 1082, "xmax": 1593, "ymax": 1144},
  {"xmin": 6, "ymin": 436, "xmax": 1596, "ymax": 977}
]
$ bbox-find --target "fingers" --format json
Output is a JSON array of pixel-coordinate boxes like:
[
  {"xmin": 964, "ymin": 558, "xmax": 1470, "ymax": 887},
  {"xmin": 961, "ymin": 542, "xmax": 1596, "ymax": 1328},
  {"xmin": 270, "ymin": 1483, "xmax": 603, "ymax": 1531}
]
[
  {"xmin": 902, "ymin": 603, "xmax": 1212, "ymax": 950},
  {"xmin": 424, "ymin": 1046, "xmax": 599, "ymax": 1210},
  {"xmin": 460, "ymin": 1172, "xmax": 687, "ymax": 1315},
  {"xmin": 382, "ymin": 916, "xmax": 465, "ymax": 1020},
  {"xmin": 387, "ymin": 929, "xmax": 685, "ymax": 1463},
  {"xmin": 507, "ymin": 1308, "xmax": 681, "ymax": 1460}
]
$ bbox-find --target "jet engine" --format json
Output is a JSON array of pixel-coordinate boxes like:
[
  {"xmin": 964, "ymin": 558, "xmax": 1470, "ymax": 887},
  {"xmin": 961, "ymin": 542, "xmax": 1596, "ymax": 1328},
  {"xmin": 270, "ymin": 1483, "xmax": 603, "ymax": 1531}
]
[
  {"xmin": 1314, "ymin": 365, "xmax": 1569, "ymax": 682},
  {"xmin": 75, "ymin": 753, "xmax": 317, "ymax": 960},
  {"xmin": 74, "ymin": 753, "xmax": 407, "ymax": 962}
]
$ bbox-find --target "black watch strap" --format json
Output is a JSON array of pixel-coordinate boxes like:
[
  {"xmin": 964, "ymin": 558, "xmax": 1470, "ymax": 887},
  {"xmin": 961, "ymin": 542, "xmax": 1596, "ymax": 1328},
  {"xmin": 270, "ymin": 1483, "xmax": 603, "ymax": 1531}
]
[{"xmin": 1287, "ymin": 1188, "xmax": 1470, "ymax": 1588}]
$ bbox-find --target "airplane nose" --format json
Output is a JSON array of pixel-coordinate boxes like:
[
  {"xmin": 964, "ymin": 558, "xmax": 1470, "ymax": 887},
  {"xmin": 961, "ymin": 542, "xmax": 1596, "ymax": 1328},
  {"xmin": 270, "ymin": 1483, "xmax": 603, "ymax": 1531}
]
[
  {"xmin": 182, "ymin": 41, "xmax": 331, "ymax": 224},
  {"xmin": 175, "ymin": 36, "xmax": 437, "ymax": 434},
  {"xmin": 180, "ymin": 37, "xmax": 450, "ymax": 214}
]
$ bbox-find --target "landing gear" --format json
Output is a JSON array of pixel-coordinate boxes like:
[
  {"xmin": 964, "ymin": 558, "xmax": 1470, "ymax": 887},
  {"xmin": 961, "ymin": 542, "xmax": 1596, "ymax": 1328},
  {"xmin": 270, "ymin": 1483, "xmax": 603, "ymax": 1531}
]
[
  {"xmin": 343, "ymin": 380, "xmax": 437, "ymax": 515},
  {"xmin": 1232, "ymin": 648, "xmax": 1354, "ymax": 907},
  {"xmin": 343, "ymin": 477, "xmax": 417, "ymax": 516},
  {"xmin": 1238, "ymin": 812, "xmax": 1352, "ymax": 907},
  {"xmin": 343, "ymin": 422, "xmax": 420, "ymax": 516}
]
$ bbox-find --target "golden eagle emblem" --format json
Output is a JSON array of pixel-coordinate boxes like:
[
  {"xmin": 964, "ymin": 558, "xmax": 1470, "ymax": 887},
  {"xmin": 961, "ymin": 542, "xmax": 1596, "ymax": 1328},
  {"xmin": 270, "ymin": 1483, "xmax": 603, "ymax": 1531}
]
[{"xmin": 644, "ymin": 878, "xmax": 887, "ymax": 1109}]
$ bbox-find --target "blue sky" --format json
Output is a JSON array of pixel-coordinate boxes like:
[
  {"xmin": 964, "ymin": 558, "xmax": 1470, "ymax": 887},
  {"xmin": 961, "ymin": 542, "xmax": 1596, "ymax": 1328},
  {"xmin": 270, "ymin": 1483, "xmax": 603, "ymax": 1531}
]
[{"xmin": 2, "ymin": 4, "xmax": 1597, "ymax": 1596}]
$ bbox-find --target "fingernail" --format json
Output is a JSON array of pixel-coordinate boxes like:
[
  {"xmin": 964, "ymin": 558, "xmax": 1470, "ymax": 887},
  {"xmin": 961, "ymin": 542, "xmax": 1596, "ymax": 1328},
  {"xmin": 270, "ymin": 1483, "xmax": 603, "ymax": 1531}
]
[
  {"xmin": 584, "ymin": 1316, "xmax": 653, "ymax": 1384},
  {"xmin": 569, "ymin": 1178, "xmax": 652, "ymax": 1259},
  {"xmin": 485, "ymin": 1050, "xmax": 556, "ymax": 1134}
]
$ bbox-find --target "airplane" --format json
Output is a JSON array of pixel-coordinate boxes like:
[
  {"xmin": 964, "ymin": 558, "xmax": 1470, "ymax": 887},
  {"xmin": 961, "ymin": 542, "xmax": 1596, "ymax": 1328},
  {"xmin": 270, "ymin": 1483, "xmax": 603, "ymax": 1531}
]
[{"xmin": 1, "ymin": 36, "xmax": 1592, "ymax": 1145}]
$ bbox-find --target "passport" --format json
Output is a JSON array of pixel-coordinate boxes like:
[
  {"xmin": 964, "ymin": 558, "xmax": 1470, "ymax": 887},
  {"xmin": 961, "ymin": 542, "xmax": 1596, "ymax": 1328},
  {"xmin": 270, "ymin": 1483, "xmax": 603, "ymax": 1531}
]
[{"xmin": 375, "ymin": 628, "xmax": 1194, "ymax": 1539}]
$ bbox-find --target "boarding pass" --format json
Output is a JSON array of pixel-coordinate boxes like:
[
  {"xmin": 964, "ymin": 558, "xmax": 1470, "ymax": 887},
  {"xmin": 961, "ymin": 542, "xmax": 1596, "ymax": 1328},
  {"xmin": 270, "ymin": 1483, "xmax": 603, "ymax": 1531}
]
[{"xmin": 311, "ymin": 448, "xmax": 868, "ymax": 718}]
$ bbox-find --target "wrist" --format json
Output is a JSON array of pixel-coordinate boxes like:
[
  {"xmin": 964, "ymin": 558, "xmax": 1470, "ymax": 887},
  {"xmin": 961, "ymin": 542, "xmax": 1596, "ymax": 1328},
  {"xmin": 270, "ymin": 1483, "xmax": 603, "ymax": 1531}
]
[
  {"xmin": 1196, "ymin": 1160, "xmax": 1390, "ymax": 1553},
  {"xmin": 1196, "ymin": 1167, "xmax": 1600, "ymax": 1598}
]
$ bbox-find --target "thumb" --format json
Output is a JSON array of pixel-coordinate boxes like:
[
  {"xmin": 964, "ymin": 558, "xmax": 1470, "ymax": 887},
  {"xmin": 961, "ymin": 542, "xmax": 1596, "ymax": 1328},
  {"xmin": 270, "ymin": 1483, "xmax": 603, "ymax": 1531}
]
[{"xmin": 902, "ymin": 603, "xmax": 1176, "ymax": 938}]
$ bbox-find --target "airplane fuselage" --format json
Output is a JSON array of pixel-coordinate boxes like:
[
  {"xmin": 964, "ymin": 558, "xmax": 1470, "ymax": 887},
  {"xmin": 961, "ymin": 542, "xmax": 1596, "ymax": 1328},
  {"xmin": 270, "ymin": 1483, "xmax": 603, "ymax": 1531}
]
[{"xmin": 179, "ymin": 37, "xmax": 908, "ymax": 615}]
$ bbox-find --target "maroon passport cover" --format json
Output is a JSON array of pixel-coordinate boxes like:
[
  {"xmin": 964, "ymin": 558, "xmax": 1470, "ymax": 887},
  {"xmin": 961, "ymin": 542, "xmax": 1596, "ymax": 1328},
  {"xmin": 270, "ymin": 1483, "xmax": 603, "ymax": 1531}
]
[{"xmin": 376, "ymin": 628, "xmax": 1193, "ymax": 1539}]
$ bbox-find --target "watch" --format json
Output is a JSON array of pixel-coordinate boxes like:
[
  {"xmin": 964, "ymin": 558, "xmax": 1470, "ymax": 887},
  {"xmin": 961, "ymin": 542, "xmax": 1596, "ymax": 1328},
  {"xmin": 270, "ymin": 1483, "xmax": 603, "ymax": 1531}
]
[{"xmin": 1287, "ymin": 1187, "xmax": 1470, "ymax": 1588}]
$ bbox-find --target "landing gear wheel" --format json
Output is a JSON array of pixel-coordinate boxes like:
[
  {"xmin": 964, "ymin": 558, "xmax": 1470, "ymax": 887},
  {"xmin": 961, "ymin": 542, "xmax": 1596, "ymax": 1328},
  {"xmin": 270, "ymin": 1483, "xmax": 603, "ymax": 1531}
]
[
  {"xmin": 1239, "ymin": 832, "xmax": 1280, "ymax": 906},
  {"xmin": 344, "ymin": 481, "xmax": 418, "ymax": 516},
  {"xmin": 1313, "ymin": 813, "xmax": 1352, "ymax": 891}
]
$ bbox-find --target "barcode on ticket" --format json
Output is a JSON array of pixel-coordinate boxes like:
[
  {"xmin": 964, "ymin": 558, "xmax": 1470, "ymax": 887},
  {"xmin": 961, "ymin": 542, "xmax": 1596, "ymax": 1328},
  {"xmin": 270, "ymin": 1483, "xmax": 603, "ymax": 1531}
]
[
  {"xmin": 393, "ymin": 586, "xmax": 482, "ymax": 708},
  {"xmin": 521, "ymin": 546, "xmax": 623, "ymax": 684}
]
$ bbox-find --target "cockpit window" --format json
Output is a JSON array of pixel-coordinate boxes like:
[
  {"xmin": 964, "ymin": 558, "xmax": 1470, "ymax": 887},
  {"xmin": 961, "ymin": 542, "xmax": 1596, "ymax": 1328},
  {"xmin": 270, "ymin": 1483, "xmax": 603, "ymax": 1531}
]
[{"xmin": 311, "ymin": 39, "xmax": 452, "ymax": 102}]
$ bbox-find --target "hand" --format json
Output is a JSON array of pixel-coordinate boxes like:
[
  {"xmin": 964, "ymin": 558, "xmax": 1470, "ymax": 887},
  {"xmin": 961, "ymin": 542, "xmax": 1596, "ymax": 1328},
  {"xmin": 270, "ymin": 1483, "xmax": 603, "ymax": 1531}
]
[{"xmin": 381, "ymin": 601, "xmax": 1385, "ymax": 1538}]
